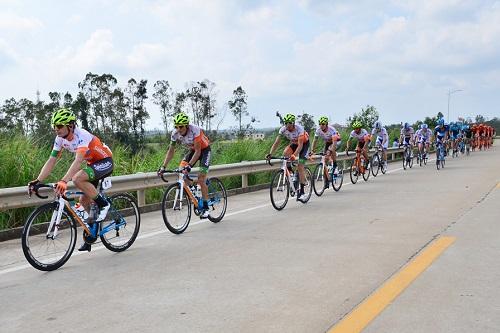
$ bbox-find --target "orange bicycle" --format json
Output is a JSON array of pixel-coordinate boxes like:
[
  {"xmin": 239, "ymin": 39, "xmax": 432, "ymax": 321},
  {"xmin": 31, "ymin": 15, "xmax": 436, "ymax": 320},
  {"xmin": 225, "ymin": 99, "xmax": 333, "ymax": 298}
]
[{"xmin": 346, "ymin": 148, "xmax": 370, "ymax": 184}]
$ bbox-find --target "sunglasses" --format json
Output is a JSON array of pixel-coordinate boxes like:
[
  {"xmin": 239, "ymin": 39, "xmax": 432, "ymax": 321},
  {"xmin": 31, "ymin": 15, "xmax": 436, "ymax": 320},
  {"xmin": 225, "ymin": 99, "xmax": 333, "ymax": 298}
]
[
  {"xmin": 175, "ymin": 125, "xmax": 186, "ymax": 129},
  {"xmin": 53, "ymin": 124, "xmax": 65, "ymax": 129},
  {"xmin": 285, "ymin": 122, "xmax": 294, "ymax": 125}
]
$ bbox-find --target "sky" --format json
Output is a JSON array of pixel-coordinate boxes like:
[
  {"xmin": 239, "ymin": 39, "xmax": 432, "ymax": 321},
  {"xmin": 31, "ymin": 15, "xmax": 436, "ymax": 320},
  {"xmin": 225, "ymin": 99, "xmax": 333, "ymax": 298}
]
[{"xmin": 1, "ymin": 0, "xmax": 500, "ymax": 130}]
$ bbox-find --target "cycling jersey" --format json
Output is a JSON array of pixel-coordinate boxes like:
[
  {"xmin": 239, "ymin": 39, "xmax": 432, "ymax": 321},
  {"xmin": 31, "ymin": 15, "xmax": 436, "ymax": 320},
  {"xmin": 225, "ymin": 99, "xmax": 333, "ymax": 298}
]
[
  {"xmin": 415, "ymin": 128, "xmax": 432, "ymax": 143},
  {"xmin": 51, "ymin": 127, "xmax": 112, "ymax": 164},
  {"xmin": 371, "ymin": 127, "xmax": 388, "ymax": 149},
  {"xmin": 171, "ymin": 124, "xmax": 210, "ymax": 150},
  {"xmin": 279, "ymin": 124, "xmax": 309, "ymax": 144},
  {"xmin": 315, "ymin": 126, "xmax": 340, "ymax": 143},
  {"xmin": 434, "ymin": 125, "xmax": 449, "ymax": 141},
  {"xmin": 349, "ymin": 129, "xmax": 370, "ymax": 141},
  {"xmin": 400, "ymin": 127, "xmax": 414, "ymax": 138}
]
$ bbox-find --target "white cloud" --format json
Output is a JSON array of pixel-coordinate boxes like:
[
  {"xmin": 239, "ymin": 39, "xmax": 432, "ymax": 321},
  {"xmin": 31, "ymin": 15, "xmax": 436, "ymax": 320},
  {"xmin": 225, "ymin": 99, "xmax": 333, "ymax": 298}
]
[{"xmin": 0, "ymin": 11, "xmax": 43, "ymax": 30}]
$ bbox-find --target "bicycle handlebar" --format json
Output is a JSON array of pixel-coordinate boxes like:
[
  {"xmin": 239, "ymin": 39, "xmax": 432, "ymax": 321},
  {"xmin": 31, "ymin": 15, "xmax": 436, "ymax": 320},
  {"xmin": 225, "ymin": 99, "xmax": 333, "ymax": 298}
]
[{"xmin": 29, "ymin": 183, "xmax": 77, "ymax": 202}]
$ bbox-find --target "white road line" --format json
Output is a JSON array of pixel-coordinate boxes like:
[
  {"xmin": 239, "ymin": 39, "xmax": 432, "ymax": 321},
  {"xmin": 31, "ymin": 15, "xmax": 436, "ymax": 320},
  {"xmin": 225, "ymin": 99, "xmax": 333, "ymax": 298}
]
[{"xmin": 0, "ymin": 158, "xmax": 437, "ymax": 276}]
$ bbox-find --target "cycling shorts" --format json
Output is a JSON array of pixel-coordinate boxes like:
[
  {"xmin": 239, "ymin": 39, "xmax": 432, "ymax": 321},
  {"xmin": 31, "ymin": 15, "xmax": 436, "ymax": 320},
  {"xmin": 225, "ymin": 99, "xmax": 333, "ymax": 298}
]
[{"xmin": 182, "ymin": 147, "xmax": 211, "ymax": 174}]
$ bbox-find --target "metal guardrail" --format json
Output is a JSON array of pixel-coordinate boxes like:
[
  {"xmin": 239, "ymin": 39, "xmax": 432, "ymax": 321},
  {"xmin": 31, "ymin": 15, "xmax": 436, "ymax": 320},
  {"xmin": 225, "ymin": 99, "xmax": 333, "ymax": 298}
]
[{"xmin": 0, "ymin": 147, "xmax": 405, "ymax": 211}]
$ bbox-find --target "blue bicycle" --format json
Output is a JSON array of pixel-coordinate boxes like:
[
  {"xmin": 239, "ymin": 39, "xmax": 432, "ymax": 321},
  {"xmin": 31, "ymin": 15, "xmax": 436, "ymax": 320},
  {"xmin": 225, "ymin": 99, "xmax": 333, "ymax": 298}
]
[
  {"xmin": 436, "ymin": 140, "xmax": 446, "ymax": 170},
  {"xmin": 22, "ymin": 179, "xmax": 141, "ymax": 271}
]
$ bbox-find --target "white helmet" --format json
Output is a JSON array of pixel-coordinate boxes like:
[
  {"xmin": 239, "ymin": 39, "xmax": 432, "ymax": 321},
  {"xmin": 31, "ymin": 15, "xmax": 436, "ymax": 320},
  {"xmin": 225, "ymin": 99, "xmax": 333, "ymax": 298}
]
[{"xmin": 374, "ymin": 120, "xmax": 382, "ymax": 130}]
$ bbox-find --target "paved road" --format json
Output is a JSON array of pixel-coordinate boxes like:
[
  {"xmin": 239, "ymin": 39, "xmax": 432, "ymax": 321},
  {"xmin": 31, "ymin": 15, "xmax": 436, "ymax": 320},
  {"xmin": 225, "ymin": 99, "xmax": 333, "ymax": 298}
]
[{"xmin": 1, "ymin": 147, "xmax": 499, "ymax": 333}]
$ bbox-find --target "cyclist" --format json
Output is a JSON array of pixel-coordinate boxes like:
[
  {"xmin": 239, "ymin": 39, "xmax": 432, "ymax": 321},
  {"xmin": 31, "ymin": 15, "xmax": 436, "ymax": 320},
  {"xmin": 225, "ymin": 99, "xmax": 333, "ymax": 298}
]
[
  {"xmin": 310, "ymin": 116, "xmax": 341, "ymax": 189},
  {"xmin": 266, "ymin": 113, "xmax": 310, "ymax": 202},
  {"xmin": 462, "ymin": 122, "xmax": 473, "ymax": 152},
  {"xmin": 158, "ymin": 112, "xmax": 212, "ymax": 219},
  {"xmin": 415, "ymin": 124, "xmax": 432, "ymax": 159},
  {"xmin": 449, "ymin": 121, "xmax": 461, "ymax": 154},
  {"xmin": 434, "ymin": 118, "xmax": 449, "ymax": 159},
  {"xmin": 27, "ymin": 108, "xmax": 114, "ymax": 252},
  {"xmin": 345, "ymin": 121, "xmax": 371, "ymax": 169},
  {"xmin": 399, "ymin": 122, "xmax": 415, "ymax": 156},
  {"xmin": 370, "ymin": 120, "xmax": 389, "ymax": 169}
]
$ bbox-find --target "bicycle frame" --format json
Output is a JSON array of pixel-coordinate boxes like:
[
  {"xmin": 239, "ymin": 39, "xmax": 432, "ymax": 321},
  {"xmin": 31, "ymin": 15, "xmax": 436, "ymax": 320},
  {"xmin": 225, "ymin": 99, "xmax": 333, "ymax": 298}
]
[{"xmin": 48, "ymin": 192, "xmax": 91, "ymax": 240}]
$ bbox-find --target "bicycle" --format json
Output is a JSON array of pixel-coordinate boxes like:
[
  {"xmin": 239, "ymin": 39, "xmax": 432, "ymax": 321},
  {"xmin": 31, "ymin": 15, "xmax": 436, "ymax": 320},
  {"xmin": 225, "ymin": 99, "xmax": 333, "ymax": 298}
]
[
  {"xmin": 22, "ymin": 179, "xmax": 141, "ymax": 271},
  {"xmin": 370, "ymin": 144, "xmax": 387, "ymax": 177},
  {"xmin": 401, "ymin": 142, "xmax": 414, "ymax": 170},
  {"xmin": 465, "ymin": 138, "xmax": 471, "ymax": 156},
  {"xmin": 311, "ymin": 153, "xmax": 344, "ymax": 196},
  {"xmin": 415, "ymin": 142, "xmax": 429, "ymax": 167},
  {"xmin": 347, "ymin": 149, "xmax": 370, "ymax": 184},
  {"xmin": 159, "ymin": 169, "xmax": 227, "ymax": 234},
  {"xmin": 436, "ymin": 140, "xmax": 446, "ymax": 170},
  {"xmin": 267, "ymin": 156, "xmax": 312, "ymax": 210}
]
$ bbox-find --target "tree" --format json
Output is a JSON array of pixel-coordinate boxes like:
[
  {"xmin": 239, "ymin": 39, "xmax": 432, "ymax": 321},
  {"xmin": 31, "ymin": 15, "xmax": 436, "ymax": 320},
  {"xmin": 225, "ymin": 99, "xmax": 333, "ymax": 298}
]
[
  {"xmin": 134, "ymin": 79, "xmax": 149, "ymax": 144},
  {"xmin": 475, "ymin": 114, "xmax": 485, "ymax": 123},
  {"xmin": 298, "ymin": 112, "xmax": 315, "ymax": 133},
  {"xmin": 347, "ymin": 105, "xmax": 379, "ymax": 129},
  {"xmin": 228, "ymin": 86, "xmax": 249, "ymax": 138},
  {"xmin": 153, "ymin": 80, "xmax": 174, "ymax": 137}
]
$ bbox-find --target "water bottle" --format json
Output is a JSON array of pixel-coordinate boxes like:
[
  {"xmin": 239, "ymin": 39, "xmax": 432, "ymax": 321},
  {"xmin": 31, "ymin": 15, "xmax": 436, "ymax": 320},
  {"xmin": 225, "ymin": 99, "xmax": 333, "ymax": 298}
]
[
  {"xmin": 195, "ymin": 184, "xmax": 202, "ymax": 198},
  {"xmin": 73, "ymin": 202, "xmax": 89, "ymax": 221}
]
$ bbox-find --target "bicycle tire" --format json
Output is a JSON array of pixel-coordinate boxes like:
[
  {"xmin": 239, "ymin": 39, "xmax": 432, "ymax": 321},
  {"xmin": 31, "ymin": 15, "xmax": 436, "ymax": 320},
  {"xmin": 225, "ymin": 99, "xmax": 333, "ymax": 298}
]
[
  {"xmin": 299, "ymin": 167, "xmax": 313, "ymax": 203},
  {"xmin": 22, "ymin": 202, "xmax": 77, "ymax": 271},
  {"xmin": 100, "ymin": 193, "xmax": 141, "ymax": 252},
  {"xmin": 371, "ymin": 153, "xmax": 380, "ymax": 177},
  {"xmin": 362, "ymin": 158, "xmax": 370, "ymax": 181},
  {"xmin": 161, "ymin": 183, "xmax": 192, "ymax": 234},
  {"xmin": 206, "ymin": 177, "xmax": 227, "ymax": 223},
  {"xmin": 270, "ymin": 169, "xmax": 289, "ymax": 210},
  {"xmin": 312, "ymin": 163, "xmax": 326, "ymax": 197},
  {"xmin": 332, "ymin": 162, "xmax": 344, "ymax": 191},
  {"xmin": 350, "ymin": 158, "xmax": 359, "ymax": 184},
  {"xmin": 402, "ymin": 148, "xmax": 407, "ymax": 170}
]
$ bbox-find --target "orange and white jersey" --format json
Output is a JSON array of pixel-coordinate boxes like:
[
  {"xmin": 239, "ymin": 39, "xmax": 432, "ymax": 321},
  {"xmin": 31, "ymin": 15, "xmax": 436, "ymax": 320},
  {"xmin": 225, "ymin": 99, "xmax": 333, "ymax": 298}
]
[
  {"xmin": 315, "ymin": 126, "xmax": 340, "ymax": 142},
  {"xmin": 171, "ymin": 124, "xmax": 210, "ymax": 150},
  {"xmin": 279, "ymin": 124, "xmax": 309, "ymax": 144},
  {"xmin": 349, "ymin": 129, "xmax": 370, "ymax": 141},
  {"xmin": 52, "ymin": 127, "xmax": 112, "ymax": 164}
]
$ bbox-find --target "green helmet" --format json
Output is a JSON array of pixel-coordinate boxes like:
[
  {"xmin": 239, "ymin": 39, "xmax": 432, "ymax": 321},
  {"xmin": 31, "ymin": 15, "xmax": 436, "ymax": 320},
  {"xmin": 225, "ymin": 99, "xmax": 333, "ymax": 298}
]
[
  {"xmin": 173, "ymin": 112, "xmax": 189, "ymax": 126},
  {"xmin": 318, "ymin": 116, "xmax": 329, "ymax": 125},
  {"xmin": 352, "ymin": 120, "xmax": 362, "ymax": 129},
  {"xmin": 283, "ymin": 113, "xmax": 296, "ymax": 124},
  {"xmin": 51, "ymin": 108, "xmax": 76, "ymax": 126}
]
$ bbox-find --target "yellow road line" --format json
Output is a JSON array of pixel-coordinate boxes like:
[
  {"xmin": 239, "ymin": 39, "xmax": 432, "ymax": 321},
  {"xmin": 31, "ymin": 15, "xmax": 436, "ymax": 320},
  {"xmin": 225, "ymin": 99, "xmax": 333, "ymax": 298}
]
[{"xmin": 328, "ymin": 236, "xmax": 456, "ymax": 333}]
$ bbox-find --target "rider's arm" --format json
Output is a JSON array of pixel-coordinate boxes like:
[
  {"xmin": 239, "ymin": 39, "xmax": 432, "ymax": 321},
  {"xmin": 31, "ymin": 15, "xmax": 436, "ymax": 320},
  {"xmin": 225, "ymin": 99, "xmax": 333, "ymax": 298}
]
[
  {"xmin": 61, "ymin": 151, "xmax": 86, "ymax": 183},
  {"xmin": 161, "ymin": 144, "xmax": 175, "ymax": 167},
  {"xmin": 36, "ymin": 156, "xmax": 58, "ymax": 182},
  {"xmin": 269, "ymin": 136, "xmax": 281, "ymax": 156},
  {"xmin": 188, "ymin": 140, "xmax": 202, "ymax": 167}
]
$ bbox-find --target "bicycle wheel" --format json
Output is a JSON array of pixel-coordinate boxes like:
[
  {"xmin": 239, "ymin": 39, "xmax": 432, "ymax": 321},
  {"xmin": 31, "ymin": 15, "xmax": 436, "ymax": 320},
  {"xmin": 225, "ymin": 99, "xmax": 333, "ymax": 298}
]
[
  {"xmin": 270, "ymin": 169, "xmax": 289, "ymax": 210},
  {"xmin": 299, "ymin": 167, "xmax": 313, "ymax": 203},
  {"xmin": 312, "ymin": 163, "xmax": 326, "ymax": 197},
  {"xmin": 100, "ymin": 193, "xmax": 141, "ymax": 252},
  {"xmin": 332, "ymin": 162, "xmax": 344, "ymax": 191},
  {"xmin": 403, "ymin": 148, "xmax": 408, "ymax": 170},
  {"xmin": 161, "ymin": 183, "xmax": 192, "ymax": 234},
  {"xmin": 371, "ymin": 154, "xmax": 380, "ymax": 177},
  {"xmin": 206, "ymin": 177, "xmax": 227, "ymax": 223},
  {"xmin": 350, "ymin": 158, "xmax": 359, "ymax": 184},
  {"xmin": 362, "ymin": 158, "xmax": 370, "ymax": 181},
  {"xmin": 21, "ymin": 202, "xmax": 77, "ymax": 271}
]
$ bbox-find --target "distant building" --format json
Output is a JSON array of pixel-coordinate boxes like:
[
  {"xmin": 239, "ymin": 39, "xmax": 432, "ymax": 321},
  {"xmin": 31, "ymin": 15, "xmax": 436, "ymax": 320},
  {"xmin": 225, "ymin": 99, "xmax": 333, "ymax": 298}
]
[{"xmin": 245, "ymin": 132, "xmax": 265, "ymax": 140}]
